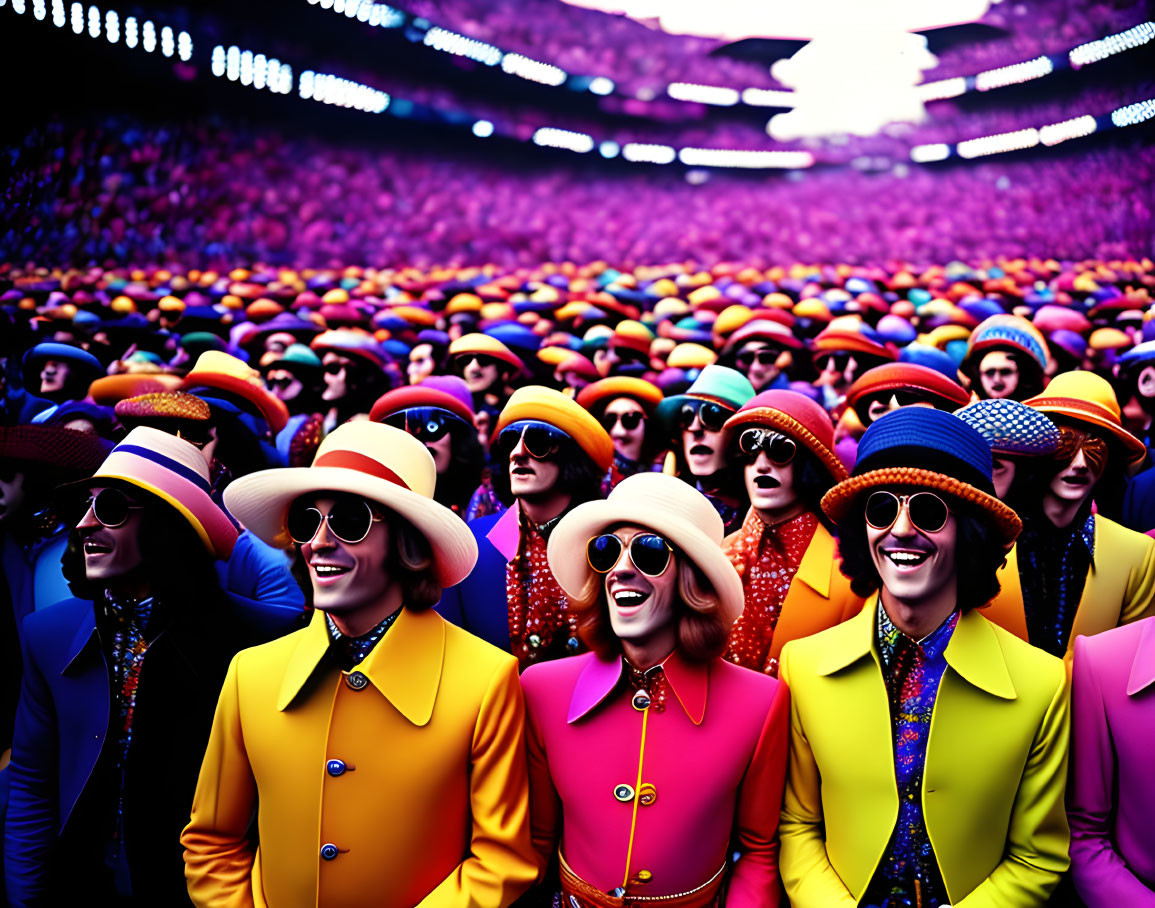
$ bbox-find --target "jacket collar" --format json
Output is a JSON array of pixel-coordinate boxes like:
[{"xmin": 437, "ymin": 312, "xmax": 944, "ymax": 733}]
[
  {"xmin": 816, "ymin": 594, "xmax": 1017, "ymax": 700},
  {"xmin": 568, "ymin": 647, "xmax": 709, "ymax": 726},
  {"xmin": 276, "ymin": 607, "xmax": 445, "ymax": 725},
  {"xmin": 793, "ymin": 520, "xmax": 834, "ymax": 597},
  {"xmin": 485, "ymin": 504, "xmax": 522, "ymax": 563},
  {"xmin": 1127, "ymin": 617, "xmax": 1155, "ymax": 696},
  {"xmin": 61, "ymin": 605, "xmax": 100, "ymax": 675}
]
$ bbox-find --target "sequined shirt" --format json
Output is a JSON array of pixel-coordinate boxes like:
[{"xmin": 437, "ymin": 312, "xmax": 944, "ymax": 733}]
[
  {"xmin": 325, "ymin": 609, "xmax": 400, "ymax": 670},
  {"xmin": 1018, "ymin": 510, "xmax": 1094, "ymax": 657},
  {"xmin": 862, "ymin": 603, "xmax": 959, "ymax": 908}
]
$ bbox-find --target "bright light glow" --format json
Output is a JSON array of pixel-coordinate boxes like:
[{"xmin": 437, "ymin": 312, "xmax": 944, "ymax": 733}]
[
  {"xmin": 975, "ymin": 55, "xmax": 1052, "ymax": 91},
  {"xmin": 622, "ymin": 143, "xmax": 677, "ymax": 164},
  {"xmin": 212, "ymin": 45, "xmax": 225, "ymax": 77},
  {"xmin": 11, "ymin": 0, "xmax": 26, "ymax": 13},
  {"xmin": 240, "ymin": 50, "xmax": 254, "ymax": 85},
  {"xmin": 667, "ymin": 82, "xmax": 740, "ymax": 106},
  {"xmin": 1111, "ymin": 99, "xmax": 1155, "ymax": 128},
  {"xmin": 1039, "ymin": 115, "xmax": 1097, "ymax": 146},
  {"xmin": 532, "ymin": 127, "xmax": 595, "ymax": 153},
  {"xmin": 501, "ymin": 53, "xmax": 567, "ymax": 86},
  {"xmin": 589, "ymin": 76, "xmax": 615, "ymax": 95},
  {"xmin": 51, "ymin": 0, "xmax": 64, "ymax": 26},
  {"xmin": 123, "ymin": 14, "xmax": 136, "ymax": 46},
  {"xmin": 141, "ymin": 19, "xmax": 155, "ymax": 52},
  {"xmin": 423, "ymin": 26, "xmax": 502, "ymax": 65},
  {"xmin": 1070, "ymin": 21, "xmax": 1154, "ymax": 66},
  {"xmin": 105, "ymin": 9, "xmax": 117, "ymax": 42},
  {"xmin": 769, "ymin": 31, "xmax": 937, "ymax": 139},
  {"xmin": 599, "ymin": 140, "xmax": 620, "ymax": 158},
  {"xmin": 956, "ymin": 127, "xmax": 1039, "ymax": 158},
  {"xmin": 916, "ymin": 77, "xmax": 966, "ymax": 101},
  {"xmin": 299, "ymin": 70, "xmax": 390, "ymax": 112},
  {"xmin": 677, "ymin": 147, "xmax": 814, "ymax": 168},
  {"xmin": 300, "ymin": 70, "xmax": 314, "ymax": 99},
  {"xmin": 32, "ymin": 0, "xmax": 44, "ymax": 20},
  {"xmin": 472, "ymin": 119, "xmax": 494, "ymax": 137},
  {"xmin": 160, "ymin": 24, "xmax": 173, "ymax": 57},
  {"xmin": 178, "ymin": 30, "xmax": 191, "ymax": 61},
  {"xmin": 86, "ymin": 3, "xmax": 97, "ymax": 37},
  {"xmin": 70, "ymin": 1, "xmax": 82, "ymax": 33},
  {"xmin": 741, "ymin": 87, "xmax": 795, "ymax": 107},
  {"xmin": 253, "ymin": 53, "xmax": 267, "ymax": 89},
  {"xmin": 910, "ymin": 143, "xmax": 951, "ymax": 162}
]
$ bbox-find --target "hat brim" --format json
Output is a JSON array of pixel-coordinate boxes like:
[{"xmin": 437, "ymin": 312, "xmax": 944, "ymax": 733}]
[
  {"xmin": 546, "ymin": 498, "xmax": 745, "ymax": 627},
  {"xmin": 722, "ymin": 408, "xmax": 847, "ymax": 485},
  {"xmin": 223, "ymin": 467, "xmax": 478, "ymax": 588},
  {"xmin": 821, "ymin": 467, "xmax": 1022, "ymax": 546},
  {"xmin": 1029, "ymin": 402, "xmax": 1148, "ymax": 463}
]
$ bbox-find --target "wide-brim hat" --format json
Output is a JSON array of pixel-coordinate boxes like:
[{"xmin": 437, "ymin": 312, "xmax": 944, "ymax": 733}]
[
  {"xmin": 954, "ymin": 398, "xmax": 1062, "ymax": 458},
  {"xmin": 0, "ymin": 424, "xmax": 113, "ymax": 476},
  {"xmin": 223, "ymin": 422, "xmax": 477, "ymax": 588},
  {"xmin": 576, "ymin": 377, "xmax": 664, "ymax": 417},
  {"xmin": 447, "ymin": 332, "xmax": 524, "ymax": 373},
  {"xmin": 1025, "ymin": 370, "xmax": 1147, "ymax": 463},
  {"xmin": 547, "ymin": 472, "xmax": 744, "ymax": 627},
  {"xmin": 845, "ymin": 362, "xmax": 971, "ymax": 424},
  {"xmin": 493, "ymin": 386, "xmax": 614, "ymax": 471},
  {"xmin": 722, "ymin": 389, "xmax": 847, "ymax": 484},
  {"xmin": 821, "ymin": 408, "xmax": 1022, "ymax": 545},
  {"xmin": 655, "ymin": 364, "xmax": 755, "ymax": 429},
  {"xmin": 182, "ymin": 350, "xmax": 289, "ymax": 433},
  {"xmin": 73, "ymin": 426, "xmax": 237, "ymax": 559}
]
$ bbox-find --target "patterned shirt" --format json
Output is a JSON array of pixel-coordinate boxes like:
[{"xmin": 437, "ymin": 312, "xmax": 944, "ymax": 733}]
[
  {"xmin": 862, "ymin": 603, "xmax": 959, "ymax": 908},
  {"xmin": 1018, "ymin": 511, "xmax": 1095, "ymax": 657},
  {"xmin": 325, "ymin": 609, "xmax": 400, "ymax": 670}
]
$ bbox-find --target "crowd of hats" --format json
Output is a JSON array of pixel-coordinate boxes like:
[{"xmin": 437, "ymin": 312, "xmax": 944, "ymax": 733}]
[{"xmin": 4, "ymin": 118, "xmax": 1152, "ymax": 272}]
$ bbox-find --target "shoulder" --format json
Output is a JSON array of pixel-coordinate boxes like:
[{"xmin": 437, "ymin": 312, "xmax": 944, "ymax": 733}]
[
  {"xmin": 1073, "ymin": 616, "xmax": 1151, "ymax": 673},
  {"xmin": 23, "ymin": 596, "xmax": 93, "ymax": 642},
  {"xmin": 521, "ymin": 650, "xmax": 591, "ymax": 695},
  {"xmin": 440, "ymin": 611, "xmax": 518, "ymax": 676},
  {"xmin": 781, "ymin": 610, "xmax": 863, "ymax": 664},
  {"xmin": 984, "ymin": 616, "xmax": 1066, "ymax": 694},
  {"xmin": 1095, "ymin": 515, "xmax": 1155, "ymax": 555},
  {"xmin": 711, "ymin": 657, "xmax": 779, "ymax": 697}
]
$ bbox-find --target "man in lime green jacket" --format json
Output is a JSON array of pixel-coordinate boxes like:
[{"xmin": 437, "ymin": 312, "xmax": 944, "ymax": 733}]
[{"xmin": 779, "ymin": 408, "xmax": 1070, "ymax": 908}]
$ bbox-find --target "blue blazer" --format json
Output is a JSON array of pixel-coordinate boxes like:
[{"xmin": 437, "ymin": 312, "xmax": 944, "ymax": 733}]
[{"xmin": 437, "ymin": 511, "xmax": 513, "ymax": 652}]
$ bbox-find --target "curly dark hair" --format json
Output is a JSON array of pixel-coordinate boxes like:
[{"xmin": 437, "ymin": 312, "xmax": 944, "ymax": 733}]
[{"xmin": 835, "ymin": 493, "xmax": 1006, "ymax": 612}]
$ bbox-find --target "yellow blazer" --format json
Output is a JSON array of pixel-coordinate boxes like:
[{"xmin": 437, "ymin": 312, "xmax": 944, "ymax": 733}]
[
  {"xmin": 181, "ymin": 607, "xmax": 537, "ymax": 908},
  {"xmin": 779, "ymin": 600, "xmax": 1071, "ymax": 908},
  {"xmin": 984, "ymin": 515, "xmax": 1155, "ymax": 659}
]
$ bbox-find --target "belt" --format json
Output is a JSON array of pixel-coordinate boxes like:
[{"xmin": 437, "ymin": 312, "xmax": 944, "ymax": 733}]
[{"xmin": 557, "ymin": 852, "xmax": 727, "ymax": 908}]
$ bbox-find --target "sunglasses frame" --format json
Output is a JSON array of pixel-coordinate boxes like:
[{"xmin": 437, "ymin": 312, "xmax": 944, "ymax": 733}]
[
  {"xmin": 737, "ymin": 428, "xmax": 798, "ymax": 465},
  {"xmin": 586, "ymin": 532, "xmax": 674, "ymax": 578},
  {"xmin": 678, "ymin": 399, "xmax": 733, "ymax": 433},
  {"xmin": 864, "ymin": 490, "xmax": 951, "ymax": 534},
  {"xmin": 85, "ymin": 486, "xmax": 144, "ymax": 529},
  {"xmin": 287, "ymin": 495, "xmax": 383, "ymax": 546},
  {"xmin": 736, "ymin": 349, "xmax": 779, "ymax": 367},
  {"xmin": 383, "ymin": 407, "xmax": 467, "ymax": 443},
  {"xmin": 600, "ymin": 410, "xmax": 646, "ymax": 432},
  {"xmin": 496, "ymin": 420, "xmax": 571, "ymax": 460}
]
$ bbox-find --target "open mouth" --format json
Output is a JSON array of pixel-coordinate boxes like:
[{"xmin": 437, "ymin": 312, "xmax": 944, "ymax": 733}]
[
  {"xmin": 883, "ymin": 549, "xmax": 931, "ymax": 569},
  {"xmin": 311, "ymin": 563, "xmax": 351, "ymax": 580},
  {"xmin": 511, "ymin": 466, "xmax": 535, "ymax": 476},
  {"xmin": 83, "ymin": 540, "xmax": 113, "ymax": 555},
  {"xmin": 1060, "ymin": 474, "xmax": 1090, "ymax": 486},
  {"xmin": 689, "ymin": 445, "xmax": 713, "ymax": 456},
  {"xmin": 611, "ymin": 588, "xmax": 650, "ymax": 613},
  {"xmin": 753, "ymin": 475, "xmax": 780, "ymax": 489}
]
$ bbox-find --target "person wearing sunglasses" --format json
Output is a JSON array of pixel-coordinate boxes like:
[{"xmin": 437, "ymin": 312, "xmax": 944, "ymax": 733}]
[
  {"xmin": 310, "ymin": 330, "xmax": 395, "ymax": 434},
  {"xmin": 516, "ymin": 472, "xmax": 789, "ymax": 905},
  {"xmin": 719, "ymin": 390, "xmax": 863, "ymax": 677},
  {"xmin": 810, "ymin": 325, "xmax": 897, "ymax": 412},
  {"xmin": 447, "ymin": 333, "xmax": 524, "ymax": 434},
  {"xmin": 183, "ymin": 422, "xmax": 538, "ymax": 908},
  {"xmin": 369, "ymin": 377, "xmax": 487, "ymax": 518},
  {"xmin": 437, "ymin": 387, "xmax": 614, "ymax": 668},
  {"xmin": 576, "ymin": 377, "xmax": 665, "ymax": 492},
  {"xmin": 982, "ymin": 371, "xmax": 1155, "ymax": 661},
  {"xmin": 655, "ymin": 364, "xmax": 755, "ymax": 536},
  {"xmin": 721, "ymin": 319, "xmax": 805, "ymax": 393},
  {"xmin": 959, "ymin": 315, "xmax": 1050, "ymax": 403},
  {"xmin": 6, "ymin": 427, "xmax": 299, "ymax": 907},
  {"xmin": 778, "ymin": 407, "xmax": 1071, "ymax": 908}
]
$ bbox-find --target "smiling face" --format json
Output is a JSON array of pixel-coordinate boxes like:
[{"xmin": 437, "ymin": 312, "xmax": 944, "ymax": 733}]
[
  {"xmin": 298, "ymin": 495, "xmax": 392, "ymax": 618},
  {"xmin": 321, "ymin": 352, "xmax": 352, "ymax": 402},
  {"xmin": 265, "ymin": 367, "xmax": 303, "ymax": 403},
  {"xmin": 39, "ymin": 359, "xmax": 72, "ymax": 395},
  {"xmin": 682, "ymin": 412, "xmax": 726, "ymax": 478},
  {"xmin": 978, "ymin": 351, "xmax": 1020, "ymax": 400},
  {"xmin": 604, "ymin": 397, "xmax": 646, "ymax": 463},
  {"xmin": 603, "ymin": 526, "xmax": 678, "ymax": 648},
  {"xmin": 744, "ymin": 448, "xmax": 799, "ymax": 518},
  {"xmin": 866, "ymin": 490, "xmax": 958, "ymax": 609},
  {"xmin": 76, "ymin": 485, "xmax": 145, "ymax": 586}
]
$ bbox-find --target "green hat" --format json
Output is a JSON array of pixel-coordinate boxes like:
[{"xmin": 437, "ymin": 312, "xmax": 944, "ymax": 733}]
[{"xmin": 655, "ymin": 364, "xmax": 755, "ymax": 429}]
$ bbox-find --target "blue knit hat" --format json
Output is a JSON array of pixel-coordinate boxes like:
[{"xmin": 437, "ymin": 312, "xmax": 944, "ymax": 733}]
[
  {"xmin": 820, "ymin": 407, "xmax": 1022, "ymax": 544},
  {"xmin": 954, "ymin": 399, "xmax": 1061, "ymax": 457}
]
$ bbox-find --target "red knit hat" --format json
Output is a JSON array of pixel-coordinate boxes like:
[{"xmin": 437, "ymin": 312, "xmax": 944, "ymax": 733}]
[{"xmin": 845, "ymin": 363, "xmax": 971, "ymax": 425}]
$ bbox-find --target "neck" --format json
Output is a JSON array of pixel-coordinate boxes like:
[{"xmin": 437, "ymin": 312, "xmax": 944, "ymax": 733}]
[
  {"xmin": 880, "ymin": 581, "xmax": 957, "ymax": 640},
  {"xmin": 754, "ymin": 501, "xmax": 806, "ymax": 527},
  {"xmin": 518, "ymin": 491, "xmax": 572, "ymax": 526},
  {"xmin": 326, "ymin": 584, "xmax": 403, "ymax": 638},
  {"xmin": 621, "ymin": 629, "xmax": 677, "ymax": 672},
  {"xmin": 106, "ymin": 577, "xmax": 152, "ymax": 602},
  {"xmin": 1042, "ymin": 492, "xmax": 1089, "ymax": 529}
]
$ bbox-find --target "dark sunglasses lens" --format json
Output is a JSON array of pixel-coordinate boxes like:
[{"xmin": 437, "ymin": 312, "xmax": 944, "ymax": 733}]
[
  {"xmin": 768, "ymin": 436, "xmax": 797, "ymax": 465},
  {"xmin": 93, "ymin": 487, "xmax": 131, "ymax": 527},
  {"xmin": 630, "ymin": 534, "xmax": 671, "ymax": 576},
  {"xmin": 587, "ymin": 534, "xmax": 623, "ymax": 573},
  {"xmin": 738, "ymin": 428, "xmax": 764, "ymax": 456},
  {"xmin": 699, "ymin": 402, "xmax": 729, "ymax": 431},
  {"xmin": 521, "ymin": 426, "xmax": 557, "ymax": 459},
  {"xmin": 678, "ymin": 402, "xmax": 699, "ymax": 430},
  {"xmin": 324, "ymin": 362, "xmax": 344, "ymax": 375},
  {"xmin": 496, "ymin": 426, "xmax": 520, "ymax": 456},
  {"xmin": 286, "ymin": 502, "xmax": 322, "ymax": 544},
  {"xmin": 909, "ymin": 494, "xmax": 949, "ymax": 533},
  {"xmin": 326, "ymin": 499, "xmax": 374, "ymax": 544},
  {"xmin": 383, "ymin": 413, "xmax": 407, "ymax": 430},
  {"xmin": 620, "ymin": 412, "xmax": 644, "ymax": 431},
  {"xmin": 864, "ymin": 492, "xmax": 900, "ymax": 529}
]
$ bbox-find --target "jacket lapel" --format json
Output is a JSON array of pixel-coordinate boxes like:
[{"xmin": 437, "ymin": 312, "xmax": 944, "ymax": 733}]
[
  {"xmin": 360, "ymin": 608, "xmax": 445, "ymax": 726},
  {"xmin": 1127, "ymin": 617, "xmax": 1155, "ymax": 696},
  {"xmin": 276, "ymin": 610, "xmax": 332, "ymax": 711},
  {"xmin": 793, "ymin": 522, "xmax": 834, "ymax": 598},
  {"xmin": 943, "ymin": 609, "xmax": 1017, "ymax": 700},
  {"xmin": 815, "ymin": 596, "xmax": 878, "ymax": 677}
]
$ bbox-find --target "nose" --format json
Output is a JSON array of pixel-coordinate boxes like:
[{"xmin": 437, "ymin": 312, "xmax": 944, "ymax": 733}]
[
  {"xmin": 1069, "ymin": 447, "xmax": 1089, "ymax": 471},
  {"xmin": 307, "ymin": 514, "xmax": 336, "ymax": 551},
  {"xmin": 890, "ymin": 500, "xmax": 916, "ymax": 538},
  {"xmin": 687, "ymin": 413, "xmax": 704, "ymax": 434},
  {"xmin": 509, "ymin": 434, "xmax": 529, "ymax": 459},
  {"xmin": 754, "ymin": 449, "xmax": 773, "ymax": 470},
  {"xmin": 76, "ymin": 503, "xmax": 100, "ymax": 531}
]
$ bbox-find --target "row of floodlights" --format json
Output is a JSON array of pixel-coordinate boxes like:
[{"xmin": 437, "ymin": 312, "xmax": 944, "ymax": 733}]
[
  {"xmin": 529, "ymin": 128, "xmax": 815, "ymax": 169},
  {"xmin": 210, "ymin": 44, "xmax": 388, "ymax": 112},
  {"xmin": 910, "ymin": 98, "xmax": 1154, "ymax": 162},
  {"xmin": 4, "ymin": 0, "xmax": 191, "ymax": 60}
]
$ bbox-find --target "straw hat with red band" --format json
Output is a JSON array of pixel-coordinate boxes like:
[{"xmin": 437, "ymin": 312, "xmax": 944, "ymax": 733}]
[
  {"xmin": 181, "ymin": 351, "xmax": 289, "ymax": 433},
  {"xmin": 1025, "ymin": 370, "xmax": 1147, "ymax": 463},
  {"xmin": 576, "ymin": 377, "xmax": 664, "ymax": 417},
  {"xmin": 75, "ymin": 427, "xmax": 238, "ymax": 559},
  {"xmin": 721, "ymin": 389, "xmax": 847, "ymax": 484},
  {"xmin": 447, "ymin": 333, "xmax": 524, "ymax": 373},
  {"xmin": 493, "ymin": 386, "xmax": 615, "ymax": 471},
  {"xmin": 845, "ymin": 362, "xmax": 971, "ymax": 425},
  {"xmin": 223, "ymin": 422, "xmax": 477, "ymax": 588}
]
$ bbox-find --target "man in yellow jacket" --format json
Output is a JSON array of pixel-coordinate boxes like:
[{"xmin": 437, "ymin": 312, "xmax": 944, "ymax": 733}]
[
  {"xmin": 180, "ymin": 422, "xmax": 538, "ymax": 907},
  {"xmin": 779, "ymin": 408, "xmax": 1070, "ymax": 908}
]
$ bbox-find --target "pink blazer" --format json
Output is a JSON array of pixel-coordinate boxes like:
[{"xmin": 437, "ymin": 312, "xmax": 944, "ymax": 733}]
[
  {"xmin": 1070, "ymin": 617, "xmax": 1155, "ymax": 906},
  {"xmin": 521, "ymin": 649, "xmax": 789, "ymax": 906}
]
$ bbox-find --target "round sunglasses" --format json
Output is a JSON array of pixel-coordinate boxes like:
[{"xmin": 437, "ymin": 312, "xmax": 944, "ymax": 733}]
[
  {"xmin": 82, "ymin": 487, "xmax": 144, "ymax": 528},
  {"xmin": 735, "ymin": 349, "xmax": 779, "ymax": 368},
  {"xmin": 737, "ymin": 428, "xmax": 797, "ymax": 465},
  {"xmin": 495, "ymin": 420, "xmax": 571, "ymax": 461},
  {"xmin": 864, "ymin": 490, "xmax": 950, "ymax": 534},
  {"xmin": 600, "ymin": 410, "xmax": 645, "ymax": 432},
  {"xmin": 678, "ymin": 399, "xmax": 734, "ymax": 433},
  {"xmin": 383, "ymin": 407, "xmax": 468, "ymax": 443},
  {"xmin": 453, "ymin": 353, "xmax": 502, "ymax": 373},
  {"xmin": 587, "ymin": 532, "xmax": 673, "ymax": 577},
  {"xmin": 287, "ymin": 495, "xmax": 383, "ymax": 545}
]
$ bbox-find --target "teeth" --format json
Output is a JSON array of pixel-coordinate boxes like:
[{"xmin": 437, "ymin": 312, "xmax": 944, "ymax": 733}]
[
  {"xmin": 887, "ymin": 551, "xmax": 927, "ymax": 565},
  {"xmin": 613, "ymin": 591, "xmax": 647, "ymax": 604},
  {"xmin": 313, "ymin": 565, "xmax": 348, "ymax": 575}
]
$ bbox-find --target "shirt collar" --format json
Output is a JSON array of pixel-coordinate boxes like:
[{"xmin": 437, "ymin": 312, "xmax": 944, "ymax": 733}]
[{"xmin": 567, "ymin": 647, "xmax": 709, "ymax": 725}]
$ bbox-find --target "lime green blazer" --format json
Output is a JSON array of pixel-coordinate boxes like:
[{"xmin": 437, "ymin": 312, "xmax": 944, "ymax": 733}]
[{"xmin": 779, "ymin": 600, "xmax": 1070, "ymax": 907}]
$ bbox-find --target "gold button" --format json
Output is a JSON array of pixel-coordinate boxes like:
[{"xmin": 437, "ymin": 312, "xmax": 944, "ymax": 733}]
[
  {"xmin": 631, "ymin": 690, "xmax": 651, "ymax": 711},
  {"xmin": 613, "ymin": 783, "xmax": 634, "ymax": 802},
  {"xmin": 633, "ymin": 870, "xmax": 652, "ymax": 883},
  {"xmin": 344, "ymin": 671, "xmax": 369, "ymax": 690},
  {"xmin": 638, "ymin": 783, "xmax": 657, "ymax": 806}
]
